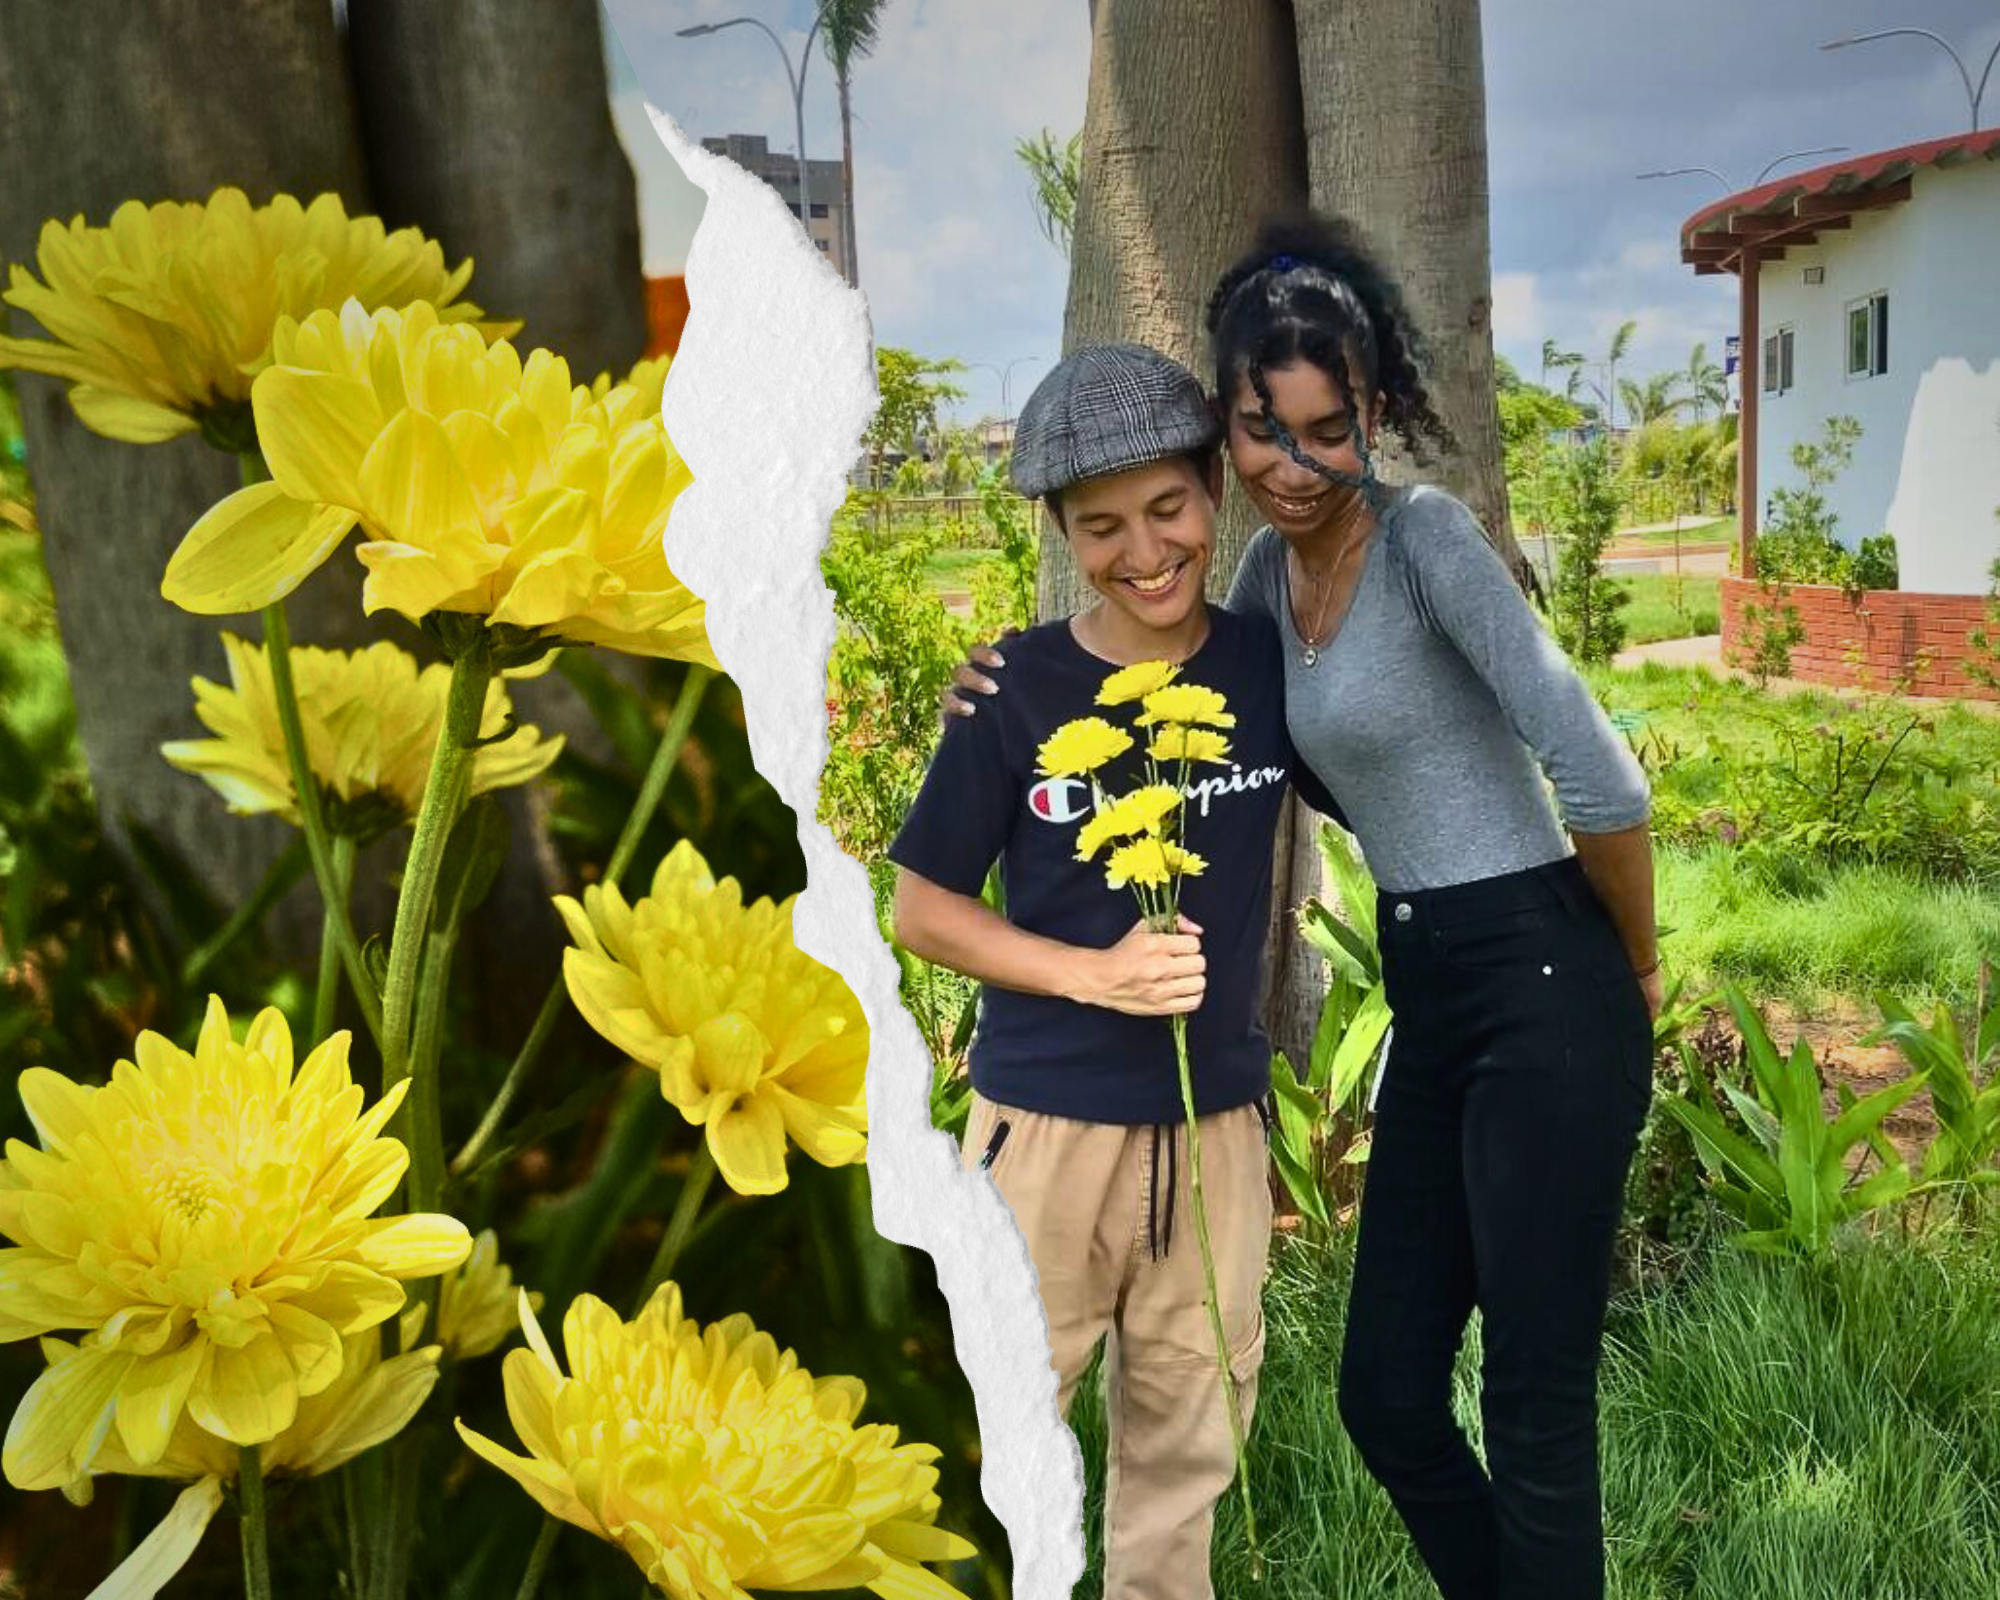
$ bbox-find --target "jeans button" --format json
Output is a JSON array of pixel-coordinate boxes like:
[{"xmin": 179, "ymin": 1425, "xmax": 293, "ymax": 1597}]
[{"xmin": 1393, "ymin": 902, "xmax": 1412, "ymax": 923}]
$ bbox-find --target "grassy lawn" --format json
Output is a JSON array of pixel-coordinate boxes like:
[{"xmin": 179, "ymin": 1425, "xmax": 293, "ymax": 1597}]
[
  {"xmin": 1614, "ymin": 573, "xmax": 1720, "ymax": 645},
  {"xmin": 1068, "ymin": 1224, "xmax": 2000, "ymax": 1597},
  {"xmin": 923, "ymin": 545, "xmax": 1002, "ymax": 594},
  {"xmin": 1610, "ymin": 514, "xmax": 1731, "ymax": 548}
]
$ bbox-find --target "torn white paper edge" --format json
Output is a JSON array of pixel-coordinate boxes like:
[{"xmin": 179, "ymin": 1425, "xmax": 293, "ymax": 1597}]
[{"xmin": 642, "ymin": 105, "xmax": 1083, "ymax": 1598}]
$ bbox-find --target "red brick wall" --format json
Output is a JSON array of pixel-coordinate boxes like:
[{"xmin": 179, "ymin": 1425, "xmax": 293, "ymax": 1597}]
[
  {"xmin": 644, "ymin": 275, "xmax": 690, "ymax": 358},
  {"xmin": 1719, "ymin": 577, "xmax": 2000, "ymax": 701}
]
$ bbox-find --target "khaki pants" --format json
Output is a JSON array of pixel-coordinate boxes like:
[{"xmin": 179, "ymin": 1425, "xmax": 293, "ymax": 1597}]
[{"xmin": 961, "ymin": 1094, "xmax": 1272, "ymax": 1600}]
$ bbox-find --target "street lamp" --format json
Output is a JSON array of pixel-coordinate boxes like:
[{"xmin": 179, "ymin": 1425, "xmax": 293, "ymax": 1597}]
[
  {"xmin": 967, "ymin": 356, "xmax": 1043, "ymax": 416},
  {"xmin": 1823, "ymin": 28, "xmax": 2000, "ymax": 132},
  {"xmin": 678, "ymin": 12, "xmax": 826, "ymax": 232},
  {"xmin": 1636, "ymin": 148, "xmax": 1850, "ymax": 191}
]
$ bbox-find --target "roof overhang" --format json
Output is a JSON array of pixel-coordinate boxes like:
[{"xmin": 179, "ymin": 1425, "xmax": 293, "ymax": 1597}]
[{"xmin": 1677, "ymin": 127, "xmax": 2000, "ymax": 277}]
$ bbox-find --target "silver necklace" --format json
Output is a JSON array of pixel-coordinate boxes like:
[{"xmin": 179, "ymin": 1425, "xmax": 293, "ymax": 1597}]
[{"xmin": 1294, "ymin": 528, "xmax": 1368, "ymax": 667}]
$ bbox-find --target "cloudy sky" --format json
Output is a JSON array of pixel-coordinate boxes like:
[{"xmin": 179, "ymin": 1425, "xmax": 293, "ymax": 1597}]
[{"xmin": 602, "ymin": 0, "xmax": 1998, "ymax": 421}]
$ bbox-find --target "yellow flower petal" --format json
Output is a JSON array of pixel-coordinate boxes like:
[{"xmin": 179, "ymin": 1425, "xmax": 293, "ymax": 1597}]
[
  {"xmin": 84, "ymin": 1475, "xmax": 225, "ymax": 1600},
  {"xmin": 68, "ymin": 386, "xmax": 198, "ymax": 443},
  {"xmin": 254, "ymin": 367, "xmax": 382, "ymax": 509},
  {"xmin": 707, "ymin": 1094, "xmax": 790, "ymax": 1197},
  {"xmin": 162, "ymin": 481, "xmax": 357, "ymax": 614}
]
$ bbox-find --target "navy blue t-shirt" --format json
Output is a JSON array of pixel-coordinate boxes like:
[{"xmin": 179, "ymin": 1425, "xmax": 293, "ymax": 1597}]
[{"xmin": 890, "ymin": 606, "xmax": 1330, "ymax": 1125}]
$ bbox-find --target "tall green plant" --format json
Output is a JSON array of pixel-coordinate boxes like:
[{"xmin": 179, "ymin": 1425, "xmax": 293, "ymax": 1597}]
[
  {"xmin": 1870, "ymin": 977, "xmax": 2000, "ymax": 1192},
  {"xmin": 1268, "ymin": 826, "xmax": 1391, "ymax": 1228},
  {"xmin": 1549, "ymin": 438, "xmax": 1628, "ymax": 663},
  {"xmin": 1665, "ymin": 984, "xmax": 1926, "ymax": 1257}
]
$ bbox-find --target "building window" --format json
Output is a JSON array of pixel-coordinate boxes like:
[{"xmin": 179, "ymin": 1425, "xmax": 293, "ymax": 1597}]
[
  {"xmin": 1846, "ymin": 293, "xmax": 1888, "ymax": 379},
  {"xmin": 1761, "ymin": 325, "xmax": 1795, "ymax": 396},
  {"xmin": 786, "ymin": 202, "xmax": 802, "ymax": 218},
  {"xmin": 816, "ymin": 239, "xmax": 830, "ymax": 252},
  {"xmin": 810, "ymin": 203, "xmax": 829, "ymax": 218}
]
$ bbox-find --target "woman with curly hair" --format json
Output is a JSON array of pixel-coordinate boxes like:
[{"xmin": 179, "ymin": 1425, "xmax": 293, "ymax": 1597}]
[{"xmin": 1207, "ymin": 213, "xmax": 1658, "ymax": 1600}]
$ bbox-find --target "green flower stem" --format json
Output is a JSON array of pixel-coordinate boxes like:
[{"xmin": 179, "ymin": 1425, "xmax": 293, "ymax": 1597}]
[
  {"xmin": 261, "ymin": 598, "xmax": 383, "ymax": 1049},
  {"xmin": 635, "ymin": 1140, "xmax": 718, "ymax": 1312},
  {"xmin": 1171, "ymin": 1012, "xmax": 1261, "ymax": 1578},
  {"xmin": 449, "ymin": 665, "xmax": 714, "ymax": 1180},
  {"xmin": 240, "ymin": 1442, "xmax": 273, "ymax": 1600},
  {"xmin": 380, "ymin": 640, "xmax": 491, "ymax": 1109},
  {"xmin": 312, "ymin": 834, "xmax": 358, "ymax": 1043},
  {"xmin": 342, "ymin": 1459, "xmax": 375, "ymax": 1599},
  {"xmin": 375, "ymin": 1431, "xmax": 423, "ymax": 1600},
  {"xmin": 405, "ymin": 922, "xmax": 458, "ymax": 1217},
  {"xmin": 514, "ymin": 1515, "xmax": 562, "ymax": 1600}
]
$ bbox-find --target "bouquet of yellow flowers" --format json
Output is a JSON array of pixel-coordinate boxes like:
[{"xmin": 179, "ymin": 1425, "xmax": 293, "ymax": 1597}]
[{"xmin": 1035, "ymin": 659, "xmax": 1261, "ymax": 1573}]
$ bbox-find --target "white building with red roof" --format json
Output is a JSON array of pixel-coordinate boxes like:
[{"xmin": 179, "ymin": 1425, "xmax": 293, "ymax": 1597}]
[{"xmin": 1680, "ymin": 130, "xmax": 2000, "ymax": 695}]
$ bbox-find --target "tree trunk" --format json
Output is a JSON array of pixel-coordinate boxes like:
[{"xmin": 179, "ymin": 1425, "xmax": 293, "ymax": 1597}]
[
  {"xmin": 1060, "ymin": 0, "xmax": 1328, "ymax": 1066},
  {"xmin": 1293, "ymin": 0, "xmax": 1530, "ymax": 589},
  {"xmin": 342, "ymin": 0, "xmax": 648, "ymax": 383},
  {"xmin": 0, "ymin": 0, "xmax": 373, "ymax": 954},
  {"xmin": 1057, "ymin": 0, "xmax": 1309, "ymax": 622},
  {"xmin": 838, "ymin": 63, "xmax": 861, "ymax": 284}
]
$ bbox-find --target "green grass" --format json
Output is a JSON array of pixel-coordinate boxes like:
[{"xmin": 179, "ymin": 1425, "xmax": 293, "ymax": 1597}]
[
  {"xmin": 1068, "ymin": 1225, "xmax": 2000, "ymax": 1598},
  {"xmin": 1614, "ymin": 574, "xmax": 1720, "ymax": 646},
  {"xmin": 1610, "ymin": 515, "xmax": 1731, "ymax": 548},
  {"xmin": 1654, "ymin": 846, "xmax": 2000, "ymax": 1009},
  {"xmin": 922, "ymin": 545, "xmax": 1003, "ymax": 593}
]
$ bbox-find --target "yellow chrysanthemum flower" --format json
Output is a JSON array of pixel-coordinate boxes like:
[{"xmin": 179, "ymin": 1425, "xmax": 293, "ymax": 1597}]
[
  {"xmin": 1036, "ymin": 716, "xmax": 1133, "ymax": 778},
  {"xmin": 0, "ymin": 996, "xmax": 471, "ymax": 1491},
  {"xmin": 554, "ymin": 841, "xmax": 867, "ymax": 1197},
  {"xmin": 590, "ymin": 353, "xmax": 673, "ymax": 416},
  {"xmin": 1136, "ymin": 684, "xmax": 1236, "ymax": 729},
  {"xmin": 1074, "ymin": 783, "xmax": 1184, "ymax": 862},
  {"xmin": 161, "ymin": 633, "xmax": 562, "ymax": 839},
  {"xmin": 51, "ymin": 1329, "xmax": 441, "ymax": 1600},
  {"xmin": 1148, "ymin": 726, "xmax": 1233, "ymax": 765},
  {"xmin": 1095, "ymin": 659, "xmax": 1179, "ymax": 707},
  {"xmin": 0, "ymin": 188, "xmax": 508, "ymax": 447},
  {"xmin": 161, "ymin": 301, "xmax": 715, "ymax": 664},
  {"xmin": 457, "ymin": 1287, "xmax": 975, "ymax": 1600},
  {"xmin": 401, "ymin": 1228, "xmax": 542, "ymax": 1362},
  {"xmin": 1105, "ymin": 838, "xmax": 1208, "ymax": 891}
]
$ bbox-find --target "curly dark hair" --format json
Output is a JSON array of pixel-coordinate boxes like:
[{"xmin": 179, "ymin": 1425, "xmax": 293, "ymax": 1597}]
[{"xmin": 1205, "ymin": 213, "xmax": 1454, "ymax": 474}]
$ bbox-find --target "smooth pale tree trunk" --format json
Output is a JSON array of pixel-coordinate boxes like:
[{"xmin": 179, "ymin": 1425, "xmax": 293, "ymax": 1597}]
[
  {"xmin": 1293, "ymin": 0, "xmax": 1531, "ymax": 588},
  {"xmin": 1059, "ymin": 0, "xmax": 1328, "ymax": 1065},
  {"xmin": 0, "ymin": 0, "xmax": 373, "ymax": 953},
  {"xmin": 344, "ymin": 0, "xmax": 651, "ymax": 1034}
]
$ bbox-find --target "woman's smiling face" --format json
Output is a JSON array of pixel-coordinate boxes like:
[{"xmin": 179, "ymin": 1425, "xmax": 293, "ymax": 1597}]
[{"xmin": 1225, "ymin": 358, "xmax": 1378, "ymax": 542}]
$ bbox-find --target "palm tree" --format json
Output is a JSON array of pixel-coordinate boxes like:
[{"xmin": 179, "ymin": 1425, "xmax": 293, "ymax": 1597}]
[
  {"xmin": 1540, "ymin": 336, "xmax": 1583, "ymax": 392},
  {"xmin": 1616, "ymin": 371, "xmax": 1689, "ymax": 429},
  {"xmin": 1594, "ymin": 318, "xmax": 1638, "ymax": 429},
  {"xmin": 818, "ymin": 0, "xmax": 888, "ymax": 285},
  {"xmin": 1682, "ymin": 341, "xmax": 1727, "ymax": 425}
]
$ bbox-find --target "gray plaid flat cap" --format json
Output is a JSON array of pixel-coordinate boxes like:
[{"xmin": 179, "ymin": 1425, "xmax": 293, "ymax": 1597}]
[{"xmin": 1009, "ymin": 343, "xmax": 1220, "ymax": 499}]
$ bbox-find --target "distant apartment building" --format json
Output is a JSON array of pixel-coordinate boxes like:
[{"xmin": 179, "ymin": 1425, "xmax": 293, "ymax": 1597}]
[{"xmin": 700, "ymin": 133, "xmax": 851, "ymax": 280}]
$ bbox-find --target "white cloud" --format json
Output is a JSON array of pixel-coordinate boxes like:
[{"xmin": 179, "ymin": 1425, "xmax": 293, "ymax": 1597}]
[{"xmin": 1492, "ymin": 271, "xmax": 1543, "ymax": 348}]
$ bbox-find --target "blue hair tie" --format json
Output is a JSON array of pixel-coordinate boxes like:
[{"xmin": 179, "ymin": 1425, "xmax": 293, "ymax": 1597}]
[{"xmin": 1267, "ymin": 253, "xmax": 1299, "ymax": 272}]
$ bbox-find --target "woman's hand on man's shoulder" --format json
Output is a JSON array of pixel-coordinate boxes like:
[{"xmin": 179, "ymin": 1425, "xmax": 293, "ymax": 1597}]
[{"xmin": 939, "ymin": 632, "xmax": 1017, "ymax": 723}]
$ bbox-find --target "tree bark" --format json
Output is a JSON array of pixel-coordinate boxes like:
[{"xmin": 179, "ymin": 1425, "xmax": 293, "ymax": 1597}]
[
  {"xmin": 0, "ymin": 0, "xmax": 373, "ymax": 950},
  {"xmin": 1293, "ymin": 0, "xmax": 1530, "ymax": 587},
  {"xmin": 838, "ymin": 64, "xmax": 861, "ymax": 284},
  {"xmin": 342, "ymin": 0, "xmax": 649, "ymax": 383},
  {"xmin": 1056, "ymin": 0, "xmax": 1310, "ymax": 621}
]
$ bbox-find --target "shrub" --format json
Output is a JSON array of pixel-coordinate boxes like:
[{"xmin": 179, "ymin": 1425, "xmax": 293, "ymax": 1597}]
[{"xmin": 1548, "ymin": 438, "xmax": 1629, "ymax": 663}]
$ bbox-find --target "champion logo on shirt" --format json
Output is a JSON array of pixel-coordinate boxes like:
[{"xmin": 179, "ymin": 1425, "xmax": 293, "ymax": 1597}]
[{"xmin": 1026, "ymin": 765, "xmax": 1287, "ymax": 827}]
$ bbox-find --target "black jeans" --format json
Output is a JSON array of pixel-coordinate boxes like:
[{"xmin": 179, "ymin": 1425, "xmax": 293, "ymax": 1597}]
[{"xmin": 1338, "ymin": 857, "xmax": 1652, "ymax": 1600}]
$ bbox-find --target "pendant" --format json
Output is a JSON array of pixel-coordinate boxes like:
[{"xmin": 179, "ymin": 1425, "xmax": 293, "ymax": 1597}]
[{"xmin": 1302, "ymin": 645, "xmax": 1319, "ymax": 668}]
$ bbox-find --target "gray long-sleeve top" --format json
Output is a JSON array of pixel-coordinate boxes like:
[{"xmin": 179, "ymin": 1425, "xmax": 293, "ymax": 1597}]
[{"xmin": 1226, "ymin": 485, "xmax": 1650, "ymax": 893}]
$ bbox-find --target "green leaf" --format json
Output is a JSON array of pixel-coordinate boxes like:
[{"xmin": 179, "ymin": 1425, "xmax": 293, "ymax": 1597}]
[
  {"xmin": 1326, "ymin": 985, "xmax": 1392, "ymax": 1111},
  {"xmin": 432, "ymin": 796, "xmax": 512, "ymax": 938}
]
